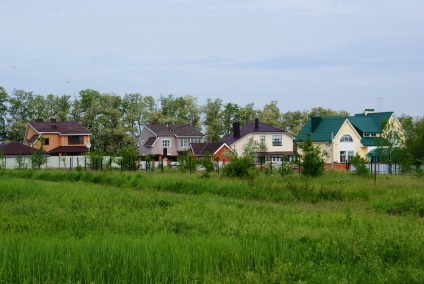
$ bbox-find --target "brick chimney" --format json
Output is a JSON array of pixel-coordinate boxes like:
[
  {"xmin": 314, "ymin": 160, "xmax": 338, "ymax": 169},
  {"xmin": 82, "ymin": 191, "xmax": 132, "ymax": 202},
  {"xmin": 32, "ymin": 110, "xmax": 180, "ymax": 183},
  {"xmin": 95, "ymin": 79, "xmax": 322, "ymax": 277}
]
[
  {"xmin": 255, "ymin": 117, "xmax": 259, "ymax": 129},
  {"xmin": 233, "ymin": 121, "xmax": 240, "ymax": 138}
]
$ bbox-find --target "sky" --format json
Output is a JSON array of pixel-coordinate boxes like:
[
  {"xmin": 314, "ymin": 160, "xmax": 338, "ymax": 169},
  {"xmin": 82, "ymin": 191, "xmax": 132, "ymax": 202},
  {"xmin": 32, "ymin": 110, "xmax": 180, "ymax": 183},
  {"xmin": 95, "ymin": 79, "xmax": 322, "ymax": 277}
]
[{"xmin": 1, "ymin": 0, "xmax": 423, "ymax": 117}]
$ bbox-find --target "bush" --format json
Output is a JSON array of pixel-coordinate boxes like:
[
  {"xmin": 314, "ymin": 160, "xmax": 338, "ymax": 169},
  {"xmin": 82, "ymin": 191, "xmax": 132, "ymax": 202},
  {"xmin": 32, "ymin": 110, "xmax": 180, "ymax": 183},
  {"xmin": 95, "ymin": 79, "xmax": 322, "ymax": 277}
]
[
  {"xmin": 222, "ymin": 155, "xmax": 256, "ymax": 179},
  {"xmin": 351, "ymin": 153, "xmax": 370, "ymax": 176},
  {"xmin": 277, "ymin": 161, "xmax": 294, "ymax": 177}
]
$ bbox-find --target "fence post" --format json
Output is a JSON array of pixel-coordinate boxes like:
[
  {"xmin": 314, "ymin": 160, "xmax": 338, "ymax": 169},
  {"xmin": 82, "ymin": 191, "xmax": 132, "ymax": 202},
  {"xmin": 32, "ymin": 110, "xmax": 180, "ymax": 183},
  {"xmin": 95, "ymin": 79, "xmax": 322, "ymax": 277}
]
[
  {"xmin": 85, "ymin": 157, "xmax": 86, "ymax": 171},
  {"xmin": 110, "ymin": 158, "xmax": 112, "ymax": 171},
  {"xmin": 70, "ymin": 157, "xmax": 72, "ymax": 171}
]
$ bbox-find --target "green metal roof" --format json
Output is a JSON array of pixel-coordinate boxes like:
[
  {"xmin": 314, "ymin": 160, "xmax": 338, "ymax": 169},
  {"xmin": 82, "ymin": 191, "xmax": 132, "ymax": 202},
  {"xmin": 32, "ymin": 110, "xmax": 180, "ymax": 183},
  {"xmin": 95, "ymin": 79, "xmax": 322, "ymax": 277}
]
[{"xmin": 295, "ymin": 111, "xmax": 394, "ymax": 146}]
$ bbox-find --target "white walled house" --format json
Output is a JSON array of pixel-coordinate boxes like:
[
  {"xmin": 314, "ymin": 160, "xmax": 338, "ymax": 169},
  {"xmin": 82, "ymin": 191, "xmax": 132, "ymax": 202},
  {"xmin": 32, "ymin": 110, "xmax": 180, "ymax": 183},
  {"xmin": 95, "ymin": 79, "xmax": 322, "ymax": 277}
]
[{"xmin": 220, "ymin": 118, "xmax": 295, "ymax": 162}]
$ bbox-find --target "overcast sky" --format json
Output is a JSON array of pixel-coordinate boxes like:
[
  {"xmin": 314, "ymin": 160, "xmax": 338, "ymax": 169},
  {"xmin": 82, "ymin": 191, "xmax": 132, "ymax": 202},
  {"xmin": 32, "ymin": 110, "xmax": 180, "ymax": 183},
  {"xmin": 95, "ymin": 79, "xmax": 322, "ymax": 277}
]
[{"xmin": 1, "ymin": 0, "xmax": 423, "ymax": 116}]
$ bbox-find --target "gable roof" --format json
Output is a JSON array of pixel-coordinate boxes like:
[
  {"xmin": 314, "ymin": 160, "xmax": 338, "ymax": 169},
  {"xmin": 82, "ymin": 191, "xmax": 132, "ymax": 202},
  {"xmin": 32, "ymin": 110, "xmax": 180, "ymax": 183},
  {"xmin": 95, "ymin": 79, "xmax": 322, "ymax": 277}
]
[
  {"xmin": 220, "ymin": 121, "xmax": 290, "ymax": 145},
  {"xmin": 295, "ymin": 111, "xmax": 395, "ymax": 144},
  {"xmin": 0, "ymin": 141, "xmax": 34, "ymax": 156},
  {"xmin": 144, "ymin": 123, "xmax": 204, "ymax": 137},
  {"xmin": 28, "ymin": 121, "xmax": 91, "ymax": 135},
  {"xmin": 190, "ymin": 142, "xmax": 233, "ymax": 156}
]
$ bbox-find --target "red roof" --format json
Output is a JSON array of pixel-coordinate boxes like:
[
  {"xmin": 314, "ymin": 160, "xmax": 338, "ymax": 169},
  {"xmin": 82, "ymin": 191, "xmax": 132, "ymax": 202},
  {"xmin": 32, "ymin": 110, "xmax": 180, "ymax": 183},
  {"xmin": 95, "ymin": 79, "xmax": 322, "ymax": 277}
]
[
  {"xmin": 48, "ymin": 146, "xmax": 89, "ymax": 155},
  {"xmin": 29, "ymin": 121, "xmax": 91, "ymax": 135},
  {"xmin": 0, "ymin": 141, "xmax": 34, "ymax": 156}
]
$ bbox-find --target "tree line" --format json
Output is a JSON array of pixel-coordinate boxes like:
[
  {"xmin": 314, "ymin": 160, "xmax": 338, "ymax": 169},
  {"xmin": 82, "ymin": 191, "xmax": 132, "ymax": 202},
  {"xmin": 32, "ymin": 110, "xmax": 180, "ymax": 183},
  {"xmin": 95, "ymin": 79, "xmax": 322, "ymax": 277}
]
[{"xmin": 0, "ymin": 86, "xmax": 423, "ymax": 167}]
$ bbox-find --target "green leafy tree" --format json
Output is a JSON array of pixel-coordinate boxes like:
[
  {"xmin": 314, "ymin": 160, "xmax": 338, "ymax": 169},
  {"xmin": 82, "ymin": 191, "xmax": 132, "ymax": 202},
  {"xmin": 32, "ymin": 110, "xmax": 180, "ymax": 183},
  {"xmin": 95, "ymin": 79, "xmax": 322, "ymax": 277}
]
[
  {"xmin": 376, "ymin": 120, "xmax": 404, "ymax": 174},
  {"xmin": 0, "ymin": 87, "xmax": 8, "ymax": 143},
  {"xmin": 221, "ymin": 103, "xmax": 240, "ymax": 137},
  {"xmin": 258, "ymin": 100, "xmax": 282, "ymax": 128},
  {"xmin": 400, "ymin": 115, "xmax": 424, "ymax": 170},
  {"xmin": 281, "ymin": 110, "xmax": 309, "ymax": 136},
  {"xmin": 295, "ymin": 135, "xmax": 325, "ymax": 177},
  {"xmin": 6, "ymin": 89, "xmax": 36, "ymax": 142},
  {"xmin": 202, "ymin": 98, "xmax": 223, "ymax": 142},
  {"xmin": 159, "ymin": 94, "xmax": 201, "ymax": 128},
  {"xmin": 31, "ymin": 136, "xmax": 48, "ymax": 169},
  {"xmin": 238, "ymin": 103, "xmax": 257, "ymax": 126}
]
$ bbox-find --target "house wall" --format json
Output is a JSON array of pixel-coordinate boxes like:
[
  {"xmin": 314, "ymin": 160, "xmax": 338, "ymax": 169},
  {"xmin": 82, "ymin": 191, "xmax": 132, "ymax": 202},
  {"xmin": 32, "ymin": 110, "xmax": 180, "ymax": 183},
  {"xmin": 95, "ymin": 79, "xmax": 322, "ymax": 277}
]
[{"xmin": 231, "ymin": 132, "xmax": 293, "ymax": 154}]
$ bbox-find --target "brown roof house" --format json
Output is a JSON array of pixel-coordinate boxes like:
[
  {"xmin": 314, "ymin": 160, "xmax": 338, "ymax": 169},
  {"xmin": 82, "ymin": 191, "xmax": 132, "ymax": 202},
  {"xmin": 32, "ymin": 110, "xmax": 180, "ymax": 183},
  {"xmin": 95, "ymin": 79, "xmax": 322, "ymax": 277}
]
[
  {"xmin": 220, "ymin": 118, "xmax": 295, "ymax": 163},
  {"xmin": 189, "ymin": 142, "xmax": 235, "ymax": 163},
  {"xmin": 24, "ymin": 119, "xmax": 92, "ymax": 156},
  {"xmin": 139, "ymin": 123, "xmax": 204, "ymax": 160}
]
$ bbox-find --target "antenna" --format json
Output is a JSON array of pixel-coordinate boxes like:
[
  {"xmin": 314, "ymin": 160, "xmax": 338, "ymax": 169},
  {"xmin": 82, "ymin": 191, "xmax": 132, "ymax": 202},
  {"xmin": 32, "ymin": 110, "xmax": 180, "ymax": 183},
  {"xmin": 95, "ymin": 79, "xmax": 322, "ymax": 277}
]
[{"xmin": 376, "ymin": 98, "xmax": 383, "ymax": 112}]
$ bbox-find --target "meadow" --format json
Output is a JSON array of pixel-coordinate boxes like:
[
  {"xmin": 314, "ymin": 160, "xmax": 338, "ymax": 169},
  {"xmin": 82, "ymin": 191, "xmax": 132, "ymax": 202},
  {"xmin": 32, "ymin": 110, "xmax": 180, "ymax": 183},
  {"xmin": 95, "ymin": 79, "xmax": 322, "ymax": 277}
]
[{"xmin": 1, "ymin": 169, "xmax": 424, "ymax": 283}]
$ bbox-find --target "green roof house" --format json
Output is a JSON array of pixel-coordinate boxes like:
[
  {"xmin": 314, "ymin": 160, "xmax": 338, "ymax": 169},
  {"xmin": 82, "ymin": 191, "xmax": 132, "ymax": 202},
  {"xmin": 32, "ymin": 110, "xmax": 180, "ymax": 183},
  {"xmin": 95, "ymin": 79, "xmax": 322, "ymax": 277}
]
[{"xmin": 295, "ymin": 109, "xmax": 404, "ymax": 169}]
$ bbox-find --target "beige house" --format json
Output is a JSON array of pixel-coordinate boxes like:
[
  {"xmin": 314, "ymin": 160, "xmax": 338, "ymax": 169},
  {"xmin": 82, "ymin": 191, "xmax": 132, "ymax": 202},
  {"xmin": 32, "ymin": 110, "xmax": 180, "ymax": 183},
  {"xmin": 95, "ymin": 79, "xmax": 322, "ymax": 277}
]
[
  {"xmin": 295, "ymin": 109, "xmax": 405, "ymax": 169},
  {"xmin": 24, "ymin": 119, "xmax": 91, "ymax": 156},
  {"xmin": 220, "ymin": 118, "xmax": 295, "ymax": 162}
]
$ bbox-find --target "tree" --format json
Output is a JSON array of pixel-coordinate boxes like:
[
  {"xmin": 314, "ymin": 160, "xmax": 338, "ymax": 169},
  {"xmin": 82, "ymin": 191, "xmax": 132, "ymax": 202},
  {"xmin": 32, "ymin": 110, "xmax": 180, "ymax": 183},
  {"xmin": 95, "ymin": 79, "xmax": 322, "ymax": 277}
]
[
  {"xmin": 0, "ymin": 86, "xmax": 8, "ymax": 143},
  {"xmin": 281, "ymin": 110, "xmax": 309, "ymax": 136},
  {"xmin": 399, "ymin": 114, "xmax": 424, "ymax": 171},
  {"xmin": 375, "ymin": 120, "xmax": 404, "ymax": 174},
  {"xmin": 202, "ymin": 98, "xmax": 223, "ymax": 142},
  {"xmin": 295, "ymin": 135, "xmax": 325, "ymax": 177},
  {"xmin": 6, "ymin": 90, "xmax": 36, "ymax": 142},
  {"xmin": 159, "ymin": 94, "xmax": 201, "ymax": 128},
  {"xmin": 31, "ymin": 136, "xmax": 47, "ymax": 169},
  {"xmin": 238, "ymin": 103, "xmax": 257, "ymax": 126},
  {"xmin": 258, "ymin": 100, "xmax": 282, "ymax": 128},
  {"xmin": 221, "ymin": 103, "xmax": 240, "ymax": 137}
]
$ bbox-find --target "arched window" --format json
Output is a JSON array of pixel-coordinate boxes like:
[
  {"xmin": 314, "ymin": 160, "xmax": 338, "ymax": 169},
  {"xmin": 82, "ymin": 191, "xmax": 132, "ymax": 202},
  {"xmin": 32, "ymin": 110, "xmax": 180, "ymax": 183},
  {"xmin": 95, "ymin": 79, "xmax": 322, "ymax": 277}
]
[{"xmin": 340, "ymin": 134, "xmax": 353, "ymax": 142}]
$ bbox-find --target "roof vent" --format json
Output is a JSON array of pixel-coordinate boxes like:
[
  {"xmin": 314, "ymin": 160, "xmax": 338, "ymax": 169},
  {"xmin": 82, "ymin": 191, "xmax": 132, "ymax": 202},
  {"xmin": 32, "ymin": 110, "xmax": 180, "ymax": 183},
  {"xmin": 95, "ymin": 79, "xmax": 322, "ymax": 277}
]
[{"xmin": 51, "ymin": 124, "xmax": 57, "ymax": 129}]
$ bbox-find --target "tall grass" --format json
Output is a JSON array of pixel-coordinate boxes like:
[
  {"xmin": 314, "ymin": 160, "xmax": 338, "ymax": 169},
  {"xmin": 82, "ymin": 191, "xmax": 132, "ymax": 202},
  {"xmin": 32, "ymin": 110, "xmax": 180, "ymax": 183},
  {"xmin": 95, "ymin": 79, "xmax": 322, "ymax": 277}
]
[{"xmin": 1, "ymin": 171, "xmax": 424, "ymax": 283}]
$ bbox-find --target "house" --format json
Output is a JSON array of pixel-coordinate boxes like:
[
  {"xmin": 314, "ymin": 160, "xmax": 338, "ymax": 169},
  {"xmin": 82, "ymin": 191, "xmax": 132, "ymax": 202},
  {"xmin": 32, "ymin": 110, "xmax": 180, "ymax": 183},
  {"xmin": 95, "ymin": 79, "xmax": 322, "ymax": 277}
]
[
  {"xmin": 139, "ymin": 123, "xmax": 204, "ymax": 160},
  {"xmin": 0, "ymin": 141, "xmax": 34, "ymax": 157},
  {"xmin": 24, "ymin": 119, "xmax": 92, "ymax": 156},
  {"xmin": 189, "ymin": 142, "xmax": 235, "ymax": 162},
  {"xmin": 220, "ymin": 118, "xmax": 295, "ymax": 163},
  {"xmin": 295, "ymin": 109, "xmax": 405, "ymax": 170}
]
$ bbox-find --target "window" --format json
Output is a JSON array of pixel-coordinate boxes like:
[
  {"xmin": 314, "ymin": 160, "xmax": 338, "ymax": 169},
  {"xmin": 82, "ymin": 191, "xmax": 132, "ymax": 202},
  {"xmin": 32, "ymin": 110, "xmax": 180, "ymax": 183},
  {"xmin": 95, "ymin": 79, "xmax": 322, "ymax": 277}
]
[
  {"xmin": 272, "ymin": 135, "xmax": 282, "ymax": 146},
  {"xmin": 162, "ymin": 139, "xmax": 171, "ymax": 148},
  {"xmin": 259, "ymin": 135, "xmax": 265, "ymax": 145},
  {"xmin": 180, "ymin": 137, "xmax": 201, "ymax": 148},
  {"xmin": 68, "ymin": 136, "xmax": 83, "ymax": 145},
  {"xmin": 340, "ymin": 134, "xmax": 353, "ymax": 142},
  {"xmin": 271, "ymin": 156, "xmax": 282, "ymax": 162},
  {"xmin": 340, "ymin": 151, "xmax": 354, "ymax": 163},
  {"xmin": 43, "ymin": 138, "xmax": 49, "ymax": 145}
]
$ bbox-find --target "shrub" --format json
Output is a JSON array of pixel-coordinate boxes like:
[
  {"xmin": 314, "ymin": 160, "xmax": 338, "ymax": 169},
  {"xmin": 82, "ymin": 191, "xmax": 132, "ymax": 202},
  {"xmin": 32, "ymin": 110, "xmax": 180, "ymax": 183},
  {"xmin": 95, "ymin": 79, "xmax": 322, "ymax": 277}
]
[
  {"xmin": 350, "ymin": 153, "xmax": 370, "ymax": 176},
  {"xmin": 295, "ymin": 135, "xmax": 325, "ymax": 177},
  {"xmin": 222, "ymin": 155, "xmax": 256, "ymax": 179}
]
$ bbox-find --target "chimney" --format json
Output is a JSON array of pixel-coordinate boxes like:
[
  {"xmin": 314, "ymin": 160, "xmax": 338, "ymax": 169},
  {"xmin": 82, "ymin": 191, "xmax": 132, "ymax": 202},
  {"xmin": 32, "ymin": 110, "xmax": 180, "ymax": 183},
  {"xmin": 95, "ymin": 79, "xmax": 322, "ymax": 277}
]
[
  {"xmin": 311, "ymin": 116, "xmax": 322, "ymax": 133},
  {"xmin": 364, "ymin": 109, "xmax": 375, "ymax": 116},
  {"xmin": 255, "ymin": 117, "xmax": 259, "ymax": 129},
  {"xmin": 233, "ymin": 121, "xmax": 240, "ymax": 138},
  {"xmin": 50, "ymin": 118, "xmax": 57, "ymax": 123},
  {"xmin": 36, "ymin": 118, "xmax": 43, "ymax": 122}
]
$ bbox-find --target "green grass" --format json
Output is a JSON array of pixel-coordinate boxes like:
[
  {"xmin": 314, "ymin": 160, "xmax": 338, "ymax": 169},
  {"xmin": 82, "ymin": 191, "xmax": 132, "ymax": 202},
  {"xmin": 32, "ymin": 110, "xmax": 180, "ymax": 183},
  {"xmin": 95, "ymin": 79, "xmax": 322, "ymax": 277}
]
[{"xmin": 1, "ymin": 170, "xmax": 424, "ymax": 283}]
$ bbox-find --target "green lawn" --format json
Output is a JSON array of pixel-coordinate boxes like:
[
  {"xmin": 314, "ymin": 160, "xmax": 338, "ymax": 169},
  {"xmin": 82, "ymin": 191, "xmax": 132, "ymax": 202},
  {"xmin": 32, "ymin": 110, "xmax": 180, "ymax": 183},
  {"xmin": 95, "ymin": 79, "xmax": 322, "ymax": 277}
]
[{"xmin": 1, "ymin": 170, "xmax": 423, "ymax": 283}]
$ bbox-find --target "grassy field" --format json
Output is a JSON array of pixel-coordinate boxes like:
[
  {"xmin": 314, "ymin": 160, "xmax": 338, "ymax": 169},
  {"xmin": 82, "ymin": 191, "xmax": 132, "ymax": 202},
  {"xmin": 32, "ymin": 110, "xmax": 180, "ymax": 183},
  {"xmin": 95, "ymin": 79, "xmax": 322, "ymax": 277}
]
[{"xmin": 1, "ymin": 170, "xmax": 424, "ymax": 283}]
